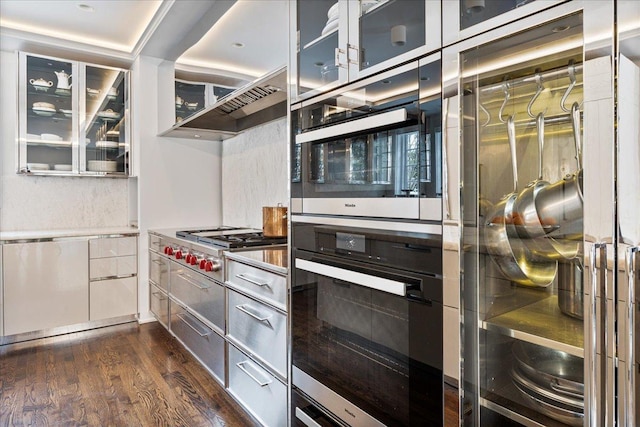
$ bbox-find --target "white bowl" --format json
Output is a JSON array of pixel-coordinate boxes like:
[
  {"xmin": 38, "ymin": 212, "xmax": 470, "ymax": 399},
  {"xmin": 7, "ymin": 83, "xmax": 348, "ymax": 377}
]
[
  {"xmin": 32, "ymin": 108, "xmax": 56, "ymax": 117},
  {"xmin": 87, "ymin": 160, "xmax": 118, "ymax": 172},
  {"xmin": 33, "ymin": 101, "xmax": 55, "ymax": 109},
  {"xmin": 41, "ymin": 133, "xmax": 62, "ymax": 141},
  {"xmin": 327, "ymin": 2, "xmax": 339, "ymax": 19},
  {"xmin": 27, "ymin": 163, "xmax": 50, "ymax": 171},
  {"xmin": 95, "ymin": 140, "xmax": 119, "ymax": 149},
  {"xmin": 53, "ymin": 164, "xmax": 72, "ymax": 171}
]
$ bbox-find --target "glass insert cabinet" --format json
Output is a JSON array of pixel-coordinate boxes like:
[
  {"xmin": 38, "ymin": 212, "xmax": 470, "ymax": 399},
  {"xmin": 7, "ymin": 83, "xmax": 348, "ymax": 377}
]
[{"xmin": 17, "ymin": 52, "xmax": 130, "ymax": 176}]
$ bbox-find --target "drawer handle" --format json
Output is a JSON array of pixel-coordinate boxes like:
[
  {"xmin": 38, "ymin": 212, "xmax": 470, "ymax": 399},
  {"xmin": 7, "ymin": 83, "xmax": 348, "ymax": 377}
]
[
  {"xmin": 177, "ymin": 272, "xmax": 210, "ymax": 290},
  {"xmin": 176, "ymin": 313, "xmax": 211, "ymax": 337},
  {"xmin": 236, "ymin": 273, "xmax": 269, "ymax": 288},
  {"xmin": 235, "ymin": 304, "xmax": 272, "ymax": 326},
  {"xmin": 151, "ymin": 291, "xmax": 166, "ymax": 301},
  {"xmin": 236, "ymin": 360, "xmax": 272, "ymax": 387},
  {"xmin": 295, "ymin": 407, "xmax": 323, "ymax": 427},
  {"xmin": 151, "ymin": 259, "xmax": 165, "ymax": 265}
]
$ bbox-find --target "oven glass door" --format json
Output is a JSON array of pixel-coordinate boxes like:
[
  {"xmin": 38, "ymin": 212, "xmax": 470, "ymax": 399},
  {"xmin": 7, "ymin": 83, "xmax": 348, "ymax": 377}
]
[{"xmin": 292, "ymin": 252, "xmax": 443, "ymax": 426}]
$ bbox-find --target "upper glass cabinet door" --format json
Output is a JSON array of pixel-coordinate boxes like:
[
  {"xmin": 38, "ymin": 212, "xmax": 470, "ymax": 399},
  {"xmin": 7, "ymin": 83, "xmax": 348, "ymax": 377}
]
[
  {"xmin": 18, "ymin": 52, "xmax": 130, "ymax": 176},
  {"xmin": 20, "ymin": 54, "xmax": 77, "ymax": 173},
  {"xmin": 292, "ymin": 0, "xmax": 440, "ymax": 103},
  {"xmin": 83, "ymin": 65, "xmax": 127, "ymax": 175},
  {"xmin": 442, "ymin": 0, "xmax": 565, "ymax": 46},
  {"xmin": 295, "ymin": 0, "xmax": 348, "ymax": 100}
]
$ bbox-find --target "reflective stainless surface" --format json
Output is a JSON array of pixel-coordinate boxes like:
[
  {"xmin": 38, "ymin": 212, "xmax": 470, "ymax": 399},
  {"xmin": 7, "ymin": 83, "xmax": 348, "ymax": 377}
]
[{"xmin": 227, "ymin": 289, "xmax": 287, "ymax": 378}]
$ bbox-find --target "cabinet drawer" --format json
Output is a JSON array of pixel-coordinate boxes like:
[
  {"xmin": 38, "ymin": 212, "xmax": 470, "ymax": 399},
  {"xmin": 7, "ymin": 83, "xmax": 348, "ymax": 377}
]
[
  {"xmin": 89, "ymin": 276, "xmax": 137, "ymax": 321},
  {"xmin": 228, "ymin": 344, "xmax": 287, "ymax": 427},
  {"xmin": 226, "ymin": 260, "xmax": 287, "ymax": 311},
  {"xmin": 170, "ymin": 265, "xmax": 224, "ymax": 332},
  {"xmin": 227, "ymin": 289, "xmax": 287, "ymax": 378},
  {"xmin": 149, "ymin": 252, "xmax": 170, "ymax": 292},
  {"xmin": 170, "ymin": 300, "xmax": 225, "ymax": 385},
  {"xmin": 149, "ymin": 234, "xmax": 163, "ymax": 253},
  {"xmin": 150, "ymin": 283, "xmax": 169, "ymax": 328},
  {"xmin": 90, "ymin": 255, "xmax": 136, "ymax": 280},
  {"xmin": 90, "ymin": 236, "xmax": 137, "ymax": 259}
]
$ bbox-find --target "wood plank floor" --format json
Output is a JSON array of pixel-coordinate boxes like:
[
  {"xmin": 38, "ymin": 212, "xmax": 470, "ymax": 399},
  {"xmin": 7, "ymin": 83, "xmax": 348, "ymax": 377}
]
[
  {"xmin": 0, "ymin": 321, "xmax": 260, "ymax": 427},
  {"xmin": 0, "ymin": 321, "xmax": 460, "ymax": 426}
]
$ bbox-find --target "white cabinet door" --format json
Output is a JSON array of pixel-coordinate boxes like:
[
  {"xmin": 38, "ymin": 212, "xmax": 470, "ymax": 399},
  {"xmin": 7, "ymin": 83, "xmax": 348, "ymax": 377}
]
[
  {"xmin": 89, "ymin": 276, "xmax": 137, "ymax": 321},
  {"xmin": 3, "ymin": 240, "xmax": 89, "ymax": 336}
]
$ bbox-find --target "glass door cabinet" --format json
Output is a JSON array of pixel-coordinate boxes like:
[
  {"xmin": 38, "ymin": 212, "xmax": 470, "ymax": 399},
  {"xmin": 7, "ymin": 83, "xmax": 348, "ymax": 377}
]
[
  {"xmin": 290, "ymin": 0, "xmax": 441, "ymax": 102},
  {"xmin": 18, "ymin": 52, "xmax": 130, "ymax": 176}
]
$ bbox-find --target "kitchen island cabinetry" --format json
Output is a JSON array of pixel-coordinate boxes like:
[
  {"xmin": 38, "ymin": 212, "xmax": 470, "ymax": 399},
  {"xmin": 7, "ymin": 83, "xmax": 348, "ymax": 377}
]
[
  {"xmin": 18, "ymin": 52, "xmax": 130, "ymax": 176},
  {"xmin": 290, "ymin": 0, "xmax": 440, "ymax": 102},
  {"xmin": 1, "ymin": 229, "xmax": 139, "ymax": 344},
  {"xmin": 225, "ymin": 248, "xmax": 288, "ymax": 427}
]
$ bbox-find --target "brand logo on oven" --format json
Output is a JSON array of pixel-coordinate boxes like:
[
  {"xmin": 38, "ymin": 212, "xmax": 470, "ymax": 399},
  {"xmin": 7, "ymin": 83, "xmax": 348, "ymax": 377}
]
[
  {"xmin": 344, "ymin": 203, "xmax": 356, "ymax": 207},
  {"xmin": 344, "ymin": 408, "xmax": 356, "ymax": 419}
]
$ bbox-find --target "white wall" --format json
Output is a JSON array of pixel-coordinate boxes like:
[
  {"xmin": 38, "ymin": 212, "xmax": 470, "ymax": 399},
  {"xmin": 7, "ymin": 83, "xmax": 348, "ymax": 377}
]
[
  {"xmin": 0, "ymin": 50, "xmax": 130, "ymax": 232},
  {"xmin": 133, "ymin": 55, "xmax": 223, "ymax": 322},
  {"xmin": 221, "ymin": 117, "xmax": 288, "ymax": 229}
]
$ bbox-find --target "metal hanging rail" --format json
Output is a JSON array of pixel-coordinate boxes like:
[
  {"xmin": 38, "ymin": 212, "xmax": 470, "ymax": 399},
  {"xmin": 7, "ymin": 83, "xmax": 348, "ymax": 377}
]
[{"xmin": 479, "ymin": 63, "xmax": 584, "ymax": 95}]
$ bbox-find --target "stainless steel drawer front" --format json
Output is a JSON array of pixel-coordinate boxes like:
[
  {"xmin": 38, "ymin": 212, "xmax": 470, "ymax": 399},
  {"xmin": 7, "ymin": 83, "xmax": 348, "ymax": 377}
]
[
  {"xmin": 226, "ymin": 260, "xmax": 286, "ymax": 310},
  {"xmin": 170, "ymin": 300, "xmax": 225, "ymax": 385},
  {"xmin": 149, "ymin": 252, "xmax": 169, "ymax": 292},
  {"xmin": 171, "ymin": 265, "xmax": 225, "ymax": 332},
  {"xmin": 149, "ymin": 282, "xmax": 169, "ymax": 328},
  {"xmin": 149, "ymin": 234, "xmax": 163, "ymax": 253},
  {"xmin": 227, "ymin": 290, "xmax": 287, "ymax": 378},
  {"xmin": 228, "ymin": 344, "xmax": 287, "ymax": 427}
]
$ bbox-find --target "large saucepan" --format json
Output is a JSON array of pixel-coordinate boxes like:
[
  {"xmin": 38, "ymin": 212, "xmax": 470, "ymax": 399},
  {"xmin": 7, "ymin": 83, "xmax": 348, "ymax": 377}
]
[
  {"xmin": 513, "ymin": 112, "xmax": 580, "ymax": 260},
  {"xmin": 484, "ymin": 116, "xmax": 557, "ymax": 287},
  {"xmin": 535, "ymin": 102, "xmax": 583, "ymax": 246}
]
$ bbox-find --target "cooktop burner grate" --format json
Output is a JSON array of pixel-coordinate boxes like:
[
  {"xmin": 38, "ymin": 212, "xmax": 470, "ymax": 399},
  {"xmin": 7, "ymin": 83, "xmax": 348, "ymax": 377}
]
[{"xmin": 176, "ymin": 228, "xmax": 286, "ymax": 249}]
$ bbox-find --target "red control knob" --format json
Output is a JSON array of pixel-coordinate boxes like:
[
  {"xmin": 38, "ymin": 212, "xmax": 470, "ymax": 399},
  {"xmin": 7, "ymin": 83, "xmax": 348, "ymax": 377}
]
[
  {"xmin": 175, "ymin": 250, "xmax": 183, "ymax": 260},
  {"xmin": 190, "ymin": 256, "xmax": 198, "ymax": 265},
  {"xmin": 205, "ymin": 261, "xmax": 213, "ymax": 272},
  {"xmin": 185, "ymin": 253, "xmax": 192, "ymax": 264},
  {"xmin": 199, "ymin": 259, "xmax": 207, "ymax": 269},
  {"xmin": 164, "ymin": 246, "xmax": 174, "ymax": 255}
]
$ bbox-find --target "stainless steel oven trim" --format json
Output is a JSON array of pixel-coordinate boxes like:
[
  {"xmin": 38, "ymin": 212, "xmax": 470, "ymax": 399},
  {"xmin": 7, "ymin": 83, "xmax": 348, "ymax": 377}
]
[
  {"xmin": 295, "ymin": 108, "xmax": 408, "ymax": 144},
  {"xmin": 295, "ymin": 258, "xmax": 406, "ymax": 297},
  {"xmin": 295, "ymin": 407, "xmax": 323, "ymax": 427},
  {"xmin": 302, "ymin": 197, "xmax": 420, "ymax": 219},
  {"xmin": 291, "ymin": 214, "xmax": 442, "ymax": 235},
  {"xmin": 293, "ymin": 366, "xmax": 386, "ymax": 427}
]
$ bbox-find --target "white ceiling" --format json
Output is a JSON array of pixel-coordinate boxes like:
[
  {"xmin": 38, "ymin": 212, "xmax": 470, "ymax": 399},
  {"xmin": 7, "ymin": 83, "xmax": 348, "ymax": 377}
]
[{"xmin": 0, "ymin": 0, "xmax": 289, "ymax": 81}]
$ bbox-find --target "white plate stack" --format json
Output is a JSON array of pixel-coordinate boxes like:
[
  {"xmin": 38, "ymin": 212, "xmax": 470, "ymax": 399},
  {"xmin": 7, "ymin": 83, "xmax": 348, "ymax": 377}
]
[{"xmin": 322, "ymin": 2, "xmax": 339, "ymax": 35}]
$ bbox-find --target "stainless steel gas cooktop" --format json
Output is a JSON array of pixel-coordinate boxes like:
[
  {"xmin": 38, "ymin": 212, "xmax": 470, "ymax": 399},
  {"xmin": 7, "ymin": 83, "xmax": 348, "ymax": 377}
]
[{"xmin": 176, "ymin": 227, "xmax": 287, "ymax": 249}]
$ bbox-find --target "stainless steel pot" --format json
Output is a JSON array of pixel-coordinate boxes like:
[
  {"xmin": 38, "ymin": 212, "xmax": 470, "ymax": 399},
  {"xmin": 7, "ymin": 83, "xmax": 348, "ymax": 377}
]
[
  {"xmin": 484, "ymin": 116, "xmax": 556, "ymax": 287},
  {"xmin": 557, "ymin": 260, "xmax": 584, "ymax": 319},
  {"xmin": 534, "ymin": 102, "xmax": 583, "ymax": 245},
  {"xmin": 262, "ymin": 204, "xmax": 288, "ymax": 237}
]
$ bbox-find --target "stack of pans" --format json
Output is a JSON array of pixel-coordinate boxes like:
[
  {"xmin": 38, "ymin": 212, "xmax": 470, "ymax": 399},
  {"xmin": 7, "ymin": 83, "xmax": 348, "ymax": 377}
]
[{"xmin": 511, "ymin": 341, "xmax": 584, "ymax": 426}]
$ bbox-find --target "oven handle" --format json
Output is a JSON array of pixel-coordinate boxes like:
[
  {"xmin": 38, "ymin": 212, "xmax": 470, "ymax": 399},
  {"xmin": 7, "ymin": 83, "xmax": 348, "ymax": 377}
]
[
  {"xmin": 295, "ymin": 258, "xmax": 406, "ymax": 297},
  {"xmin": 294, "ymin": 108, "xmax": 408, "ymax": 144}
]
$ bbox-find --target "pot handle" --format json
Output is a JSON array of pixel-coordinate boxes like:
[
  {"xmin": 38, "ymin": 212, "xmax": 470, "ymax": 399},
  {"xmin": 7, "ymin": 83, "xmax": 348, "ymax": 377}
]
[
  {"xmin": 506, "ymin": 115, "xmax": 518, "ymax": 192},
  {"xmin": 627, "ymin": 246, "xmax": 639, "ymax": 427},
  {"xmin": 536, "ymin": 112, "xmax": 544, "ymax": 180},
  {"xmin": 571, "ymin": 102, "xmax": 582, "ymax": 170}
]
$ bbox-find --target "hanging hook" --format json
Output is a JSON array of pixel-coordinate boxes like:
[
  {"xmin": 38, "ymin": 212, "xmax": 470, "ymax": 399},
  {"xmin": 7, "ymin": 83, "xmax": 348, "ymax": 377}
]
[
  {"xmin": 527, "ymin": 73, "xmax": 544, "ymax": 118},
  {"xmin": 479, "ymin": 101, "xmax": 491, "ymax": 127},
  {"xmin": 560, "ymin": 62, "xmax": 576, "ymax": 112},
  {"xmin": 498, "ymin": 81, "xmax": 510, "ymax": 123}
]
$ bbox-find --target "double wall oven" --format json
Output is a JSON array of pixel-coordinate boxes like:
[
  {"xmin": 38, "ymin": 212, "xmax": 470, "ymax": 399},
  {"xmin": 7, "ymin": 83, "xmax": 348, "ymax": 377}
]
[{"xmin": 290, "ymin": 52, "xmax": 444, "ymax": 427}]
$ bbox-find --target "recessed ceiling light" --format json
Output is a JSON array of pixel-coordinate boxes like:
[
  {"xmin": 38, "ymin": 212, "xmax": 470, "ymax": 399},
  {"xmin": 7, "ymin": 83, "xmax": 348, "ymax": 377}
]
[
  {"xmin": 194, "ymin": 134, "xmax": 201, "ymax": 138},
  {"xmin": 77, "ymin": 3, "xmax": 94, "ymax": 12},
  {"xmin": 231, "ymin": 42, "xmax": 245, "ymax": 48}
]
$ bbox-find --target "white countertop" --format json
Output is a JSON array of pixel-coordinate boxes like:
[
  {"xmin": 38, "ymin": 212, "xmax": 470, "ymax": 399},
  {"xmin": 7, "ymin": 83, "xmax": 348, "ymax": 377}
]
[{"xmin": 0, "ymin": 226, "xmax": 139, "ymax": 242}]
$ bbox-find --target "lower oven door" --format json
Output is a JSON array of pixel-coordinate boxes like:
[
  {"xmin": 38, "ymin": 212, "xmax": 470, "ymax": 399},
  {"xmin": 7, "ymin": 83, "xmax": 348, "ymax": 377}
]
[{"xmin": 292, "ymin": 251, "xmax": 443, "ymax": 427}]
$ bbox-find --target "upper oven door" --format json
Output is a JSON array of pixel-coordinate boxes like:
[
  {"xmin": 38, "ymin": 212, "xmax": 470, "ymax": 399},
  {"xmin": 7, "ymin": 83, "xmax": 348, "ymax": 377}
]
[{"xmin": 291, "ymin": 55, "xmax": 442, "ymax": 221}]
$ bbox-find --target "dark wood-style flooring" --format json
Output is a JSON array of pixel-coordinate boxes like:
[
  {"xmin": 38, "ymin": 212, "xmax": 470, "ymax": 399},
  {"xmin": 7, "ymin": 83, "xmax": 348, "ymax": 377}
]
[
  {"xmin": 0, "ymin": 322, "xmax": 259, "ymax": 427},
  {"xmin": 0, "ymin": 321, "xmax": 460, "ymax": 426}
]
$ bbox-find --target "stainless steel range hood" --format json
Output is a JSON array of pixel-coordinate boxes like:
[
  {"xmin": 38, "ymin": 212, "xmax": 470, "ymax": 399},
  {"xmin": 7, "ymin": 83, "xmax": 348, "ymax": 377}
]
[{"xmin": 159, "ymin": 65, "xmax": 287, "ymax": 141}]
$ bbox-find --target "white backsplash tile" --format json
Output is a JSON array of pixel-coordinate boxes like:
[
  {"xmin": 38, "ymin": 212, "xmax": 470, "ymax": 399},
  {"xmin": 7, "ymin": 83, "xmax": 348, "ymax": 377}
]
[
  {"xmin": 1, "ymin": 175, "xmax": 129, "ymax": 232},
  {"xmin": 222, "ymin": 118, "xmax": 288, "ymax": 229}
]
